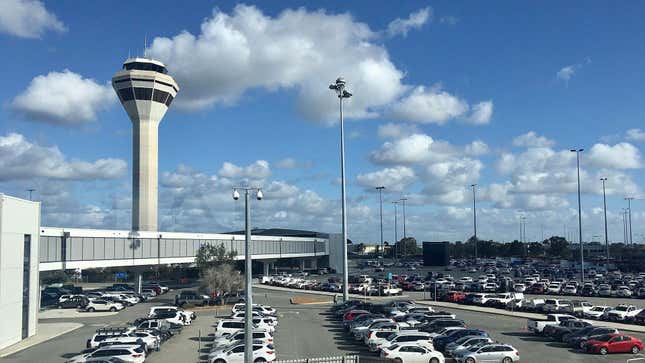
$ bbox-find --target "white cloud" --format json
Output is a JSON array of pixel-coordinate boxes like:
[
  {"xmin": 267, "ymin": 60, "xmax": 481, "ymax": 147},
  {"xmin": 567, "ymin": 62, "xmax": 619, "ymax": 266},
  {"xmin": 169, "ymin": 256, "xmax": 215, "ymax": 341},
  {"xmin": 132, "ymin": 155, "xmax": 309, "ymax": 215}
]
[
  {"xmin": 587, "ymin": 143, "xmax": 642, "ymax": 169},
  {"xmin": 465, "ymin": 140, "xmax": 489, "ymax": 156},
  {"xmin": 556, "ymin": 58, "xmax": 591, "ymax": 83},
  {"xmin": 439, "ymin": 16, "xmax": 458, "ymax": 25},
  {"xmin": 0, "ymin": 133, "xmax": 127, "ymax": 181},
  {"xmin": 512, "ymin": 131, "xmax": 555, "ymax": 148},
  {"xmin": 148, "ymin": 5, "xmax": 406, "ymax": 123},
  {"xmin": 371, "ymin": 133, "xmax": 435, "ymax": 164},
  {"xmin": 356, "ymin": 166, "xmax": 416, "ymax": 192},
  {"xmin": 11, "ymin": 70, "xmax": 115, "ymax": 125},
  {"xmin": 0, "ymin": 0, "xmax": 66, "ymax": 38},
  {"xmin": 626, "ymin": 128, "xmax": 645, "ymax": 141},
  {"xmin": 388, "ymin": 86, "xmax": 469, "ymax": 124},
  {"xmin": 466, "ymin": 101, "xmax": 493, "ymax": 125},
  {"xmin": 218, "ymin": 160, "xmax": 271, "ymax": 181},
  {"xmin": 276, "ymin": 158, "xmax": 297, "ymax": 169},
  {"xmin": 377, "ymin": 123, "xmax": 420, "ymax": 139},
  {"xmin": 556, "ymin": 65, "xmax": 576, "ymax": 81},
  {"xmin": 386, "ymin": 7, "xmax": 431, "ymax": 37}
]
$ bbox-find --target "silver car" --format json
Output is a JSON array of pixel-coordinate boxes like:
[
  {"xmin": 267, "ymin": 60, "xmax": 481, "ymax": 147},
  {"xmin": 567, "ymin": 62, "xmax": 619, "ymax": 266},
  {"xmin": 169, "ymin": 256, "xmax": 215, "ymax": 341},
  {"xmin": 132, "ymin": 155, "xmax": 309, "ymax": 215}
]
[
  {"xmin": 445, "ymin": 336, "xmax": 494, "ymax": 357},
  {"xmin": 456, "ymin": 344, "xmax": 520, "ymax": 363}
]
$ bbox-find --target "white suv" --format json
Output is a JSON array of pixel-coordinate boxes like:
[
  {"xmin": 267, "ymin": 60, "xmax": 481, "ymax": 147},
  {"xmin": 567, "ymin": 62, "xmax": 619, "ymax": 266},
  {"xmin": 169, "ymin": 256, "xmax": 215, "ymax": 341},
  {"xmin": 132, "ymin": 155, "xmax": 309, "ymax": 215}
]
[
  {"xmin": 86, "ymin": 300, "xmax": 124, "ymax": 312},
  {"xmin": 208, "ymin": 342, "xmax": 276, "ymax": 363},
  {"xmin": 67, "ymin": 344, "xmax": 145, "ymax": 363},
  {"xmin": 214, "ymin": 319, "xmax": 246, "ymax": 337},
  {"xmin": 372, "ymin": 331, "xmax": 434, "ymax": 352}
]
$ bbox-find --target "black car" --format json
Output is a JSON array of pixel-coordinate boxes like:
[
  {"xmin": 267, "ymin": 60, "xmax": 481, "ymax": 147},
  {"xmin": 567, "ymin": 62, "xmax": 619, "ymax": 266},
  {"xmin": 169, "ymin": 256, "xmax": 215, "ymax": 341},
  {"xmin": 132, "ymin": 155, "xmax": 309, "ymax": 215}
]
[
  {"xmin": 58, "ymin": 296, "xmax": 89, "ymax": 309},
  {"xmin": 418, "ymin": 319, "xmax": 465, "ymax": 333}
]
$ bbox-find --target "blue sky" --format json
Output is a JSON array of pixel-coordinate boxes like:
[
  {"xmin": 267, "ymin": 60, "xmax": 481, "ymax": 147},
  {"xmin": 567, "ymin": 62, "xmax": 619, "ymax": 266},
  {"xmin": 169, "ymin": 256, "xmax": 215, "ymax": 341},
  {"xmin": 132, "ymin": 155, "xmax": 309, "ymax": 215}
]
[{"xmin": 2, "ymin": 0, "xmax": 645, "ymax": 244}]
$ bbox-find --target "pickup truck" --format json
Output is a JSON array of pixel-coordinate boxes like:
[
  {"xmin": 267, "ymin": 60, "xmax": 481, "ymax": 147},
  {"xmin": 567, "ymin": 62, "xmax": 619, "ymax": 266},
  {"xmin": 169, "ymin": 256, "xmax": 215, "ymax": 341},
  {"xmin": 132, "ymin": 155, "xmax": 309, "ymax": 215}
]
[
  {"xmin": 607, "ymin": 305, "xmax": 641, "ymax": 321},
  {"xmin": 527, "ymin": 314, "xmax": 577, "ymax": 335}
]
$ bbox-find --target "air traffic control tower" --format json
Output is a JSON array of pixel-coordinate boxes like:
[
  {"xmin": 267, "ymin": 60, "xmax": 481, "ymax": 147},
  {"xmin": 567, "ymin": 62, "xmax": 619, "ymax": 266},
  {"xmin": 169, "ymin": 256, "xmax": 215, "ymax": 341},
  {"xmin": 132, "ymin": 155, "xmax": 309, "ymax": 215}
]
[{"xmin": 112, "ymin": 58, "xmax": 179, "ymax": 231}]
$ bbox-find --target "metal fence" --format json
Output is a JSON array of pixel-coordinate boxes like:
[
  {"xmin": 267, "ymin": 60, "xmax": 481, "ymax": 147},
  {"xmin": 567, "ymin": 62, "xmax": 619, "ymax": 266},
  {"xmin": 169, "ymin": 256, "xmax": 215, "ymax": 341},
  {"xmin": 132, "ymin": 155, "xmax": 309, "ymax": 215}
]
[{"xmin": 273, "ymin": 356, "xmax": 393, "ymax": 363}]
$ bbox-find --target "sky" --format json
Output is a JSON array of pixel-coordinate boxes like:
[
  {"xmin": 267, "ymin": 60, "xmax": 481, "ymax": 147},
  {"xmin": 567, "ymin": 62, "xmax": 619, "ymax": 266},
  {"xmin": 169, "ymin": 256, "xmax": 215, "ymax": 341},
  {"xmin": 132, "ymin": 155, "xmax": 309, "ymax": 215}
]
[{"xmin": 1, "ymin": 0, "xmax": 645, "ymax": 245}]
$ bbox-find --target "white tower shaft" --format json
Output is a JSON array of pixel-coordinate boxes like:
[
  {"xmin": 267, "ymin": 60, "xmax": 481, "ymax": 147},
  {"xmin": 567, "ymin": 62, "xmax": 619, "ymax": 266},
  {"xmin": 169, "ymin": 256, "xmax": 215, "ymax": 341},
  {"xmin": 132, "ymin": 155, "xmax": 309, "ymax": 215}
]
[{"xmin": 132, "ymin": 119, "xmax": 160, "ymax": 231}]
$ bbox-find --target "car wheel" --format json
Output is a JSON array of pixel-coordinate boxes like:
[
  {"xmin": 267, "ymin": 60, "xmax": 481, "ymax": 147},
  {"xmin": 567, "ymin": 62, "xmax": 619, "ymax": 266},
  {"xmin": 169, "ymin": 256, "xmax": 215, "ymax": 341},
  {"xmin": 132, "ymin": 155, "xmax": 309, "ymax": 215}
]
[
  {"xmin": 88, "ymin": 307, "xmax": 95, "ymax": 312},
  {"xmin": 76, "ymin": 305, "xmax": 81, "ymax": 309},
  {"xmin": 503, "ymin": 357, "xmax": 513, "ymax": 363},
  {"xmin": 214, "ymin": 360, "xmax": 226, "ymax": 363},
  {"xmin": 109, "ymin": 307, "xmax": 117, "ymax": 312},
  {"xmin": 600, "ymin": 347, "xmax": 608, "ymax": 355},
  {"xmin": 632, "ymin": 346, "xmax": 640, "ymax": 354},
  {"xmin": 57, "ymin": 305, "xmax": 62, "ymax": 309},
  {"xmin": 430, "ymin": 358, "xmax": 440, "ymax": 363},
  {"xmin": 254, "ymin": 359, "xmax": 266, "ymax": 363},
  {"xmin": 394, "ymin": 359, "xmax": 403, "ymax": 363},
  {"xmin": 465, "ymin": 358, "xmax": 476, "ymax": 363}
]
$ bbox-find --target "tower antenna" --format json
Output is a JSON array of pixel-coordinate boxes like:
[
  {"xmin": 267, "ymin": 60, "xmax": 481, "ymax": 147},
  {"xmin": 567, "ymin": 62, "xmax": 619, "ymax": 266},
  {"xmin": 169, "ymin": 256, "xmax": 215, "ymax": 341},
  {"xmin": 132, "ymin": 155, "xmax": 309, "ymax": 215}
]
[{"xmin": 144, "ymin": 36, "xmax": 147, "ymax": 58}]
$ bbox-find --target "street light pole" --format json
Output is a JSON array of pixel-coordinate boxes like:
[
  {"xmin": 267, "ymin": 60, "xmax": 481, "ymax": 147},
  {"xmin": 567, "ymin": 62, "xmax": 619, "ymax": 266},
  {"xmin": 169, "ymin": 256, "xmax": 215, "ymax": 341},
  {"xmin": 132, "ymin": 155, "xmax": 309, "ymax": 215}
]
[
  {"xmin": 622, "ymin": 208, "xmax": 628, "ymax": 244},
  {"xmin": 376, "ymin": 186, "xmax": 385, "ymax": 256},
  {"xmin": 232, "ymin": 187, "xmax": 263, "ymax": 363},
  {"xmin": 400, "ymin": 197, "xmax": 408, "ymax": 239},
  {"xmin": 570, "ymin": 148, "xmax": 584, "ymax": 284},
  {"xmin": 600, "ymin": 178, "xmax": 609, "ymax": 261},
  {"xmin": 393, "ymin": 201, "xmax": 399, "ymax": 259},
  {"xmin": 471, "ymin": 184, "xmax": 477, "ymax": 259},
  {"xmin": 329, "ymin": 77, "xmax": 352, "ymax": 302},
  {"xmin": 625, "ymin": 197, "xmax": 634, "ymax": 246}
]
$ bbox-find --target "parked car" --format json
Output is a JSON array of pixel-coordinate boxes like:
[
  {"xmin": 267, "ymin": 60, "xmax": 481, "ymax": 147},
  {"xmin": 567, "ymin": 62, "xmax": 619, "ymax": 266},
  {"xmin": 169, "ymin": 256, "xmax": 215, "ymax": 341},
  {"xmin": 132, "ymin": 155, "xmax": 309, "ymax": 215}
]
[
  {"xmin": 454, "ymin": 343, "xmax": 520, "ymax": 363},
  {"xmin": 585, "ymin": 334, "xmax": 643, "ymax": 355},
  {"xmin": 380, "ymin": 343, "xmax": 445, "ymax": 363},
  {"xmin": 606, "ymin": 305, "xmax": 641, "ymax": 321},
  {"xmin": 58, "ymin": 296, "xmax": 89, "ymax": 309},
  {"xmin": 85, "ymin": 300, "xmax": 124, "ymax": 312},
  {"xmin": 527, "ymin": 314, "xmax": 576, "ymax": 335},
  {"xmin": 583, "ymin": 305, "xmax": 611, "ymax": 320},
  {"xmin": 207, "ymin": 342, "xmax": 276, "ymax": 363}
]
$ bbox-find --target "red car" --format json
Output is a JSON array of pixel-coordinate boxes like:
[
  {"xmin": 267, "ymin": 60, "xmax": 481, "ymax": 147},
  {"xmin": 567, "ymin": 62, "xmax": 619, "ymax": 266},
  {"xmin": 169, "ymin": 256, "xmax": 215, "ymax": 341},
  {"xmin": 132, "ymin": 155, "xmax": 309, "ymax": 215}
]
[
  {"xmin": 444, "ymin": 291, "xmax": 466, "ymax": 303},
  {"xmin": 586, "ymin": 334, "xmax": 643, "ymax": 355},
  {"xmin": 342, "ymin": 309, "xmax": 369, "ymax": 323}
]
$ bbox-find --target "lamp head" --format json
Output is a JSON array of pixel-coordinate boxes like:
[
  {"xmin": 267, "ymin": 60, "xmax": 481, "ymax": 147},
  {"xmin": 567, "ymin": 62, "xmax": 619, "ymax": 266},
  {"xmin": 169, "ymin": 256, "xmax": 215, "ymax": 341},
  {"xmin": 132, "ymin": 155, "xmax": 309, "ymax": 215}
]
[
  {"xmin": 256, "ymin": 190, "xmax": 263, "ymax": 200},
  {"xmin": 232, "ymin": 189, "xmax": 240, "ymax": 200}
]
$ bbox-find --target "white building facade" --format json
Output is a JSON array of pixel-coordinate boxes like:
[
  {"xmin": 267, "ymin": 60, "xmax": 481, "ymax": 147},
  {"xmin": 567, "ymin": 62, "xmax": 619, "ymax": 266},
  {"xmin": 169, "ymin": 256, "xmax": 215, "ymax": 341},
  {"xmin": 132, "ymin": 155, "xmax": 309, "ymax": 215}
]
[{"xmin": 0, "ymin": 195, "xmax": 40, "ymax": 350}]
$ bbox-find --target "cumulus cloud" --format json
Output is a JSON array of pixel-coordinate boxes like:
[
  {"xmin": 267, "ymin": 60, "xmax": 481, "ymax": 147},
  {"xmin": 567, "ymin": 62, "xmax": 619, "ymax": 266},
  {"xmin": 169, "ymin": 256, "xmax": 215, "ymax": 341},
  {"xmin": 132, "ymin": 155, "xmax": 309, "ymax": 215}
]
[
  {"xmin": 466, "ymin": 101, "xmax": 493, "ymax": 125},
  {"xmin": 0, "ymin": 0, "xmax": 66, "ymax": 38},
  {"xmin": 0, "ymin": 132, "xmax": 127, "ymax": 181},
  {"xmin": 388, "ymin": 86, "xmax": 469, "ymax": 124},
  {"xmin": 11, "ymin": 70, "xmax": 115, "ymax": 125},
  {"xmin": 386, "ymin": 7, "xmax": 431, "ymax": 37},
  {"xmin": 148, "ymin": 5, "xmax": 407, "ymax": 123},
  {"xmin": 377, "ymin": 123, "xmax": 420, "ymax": 139},
  {"xmin": 587, "ymin": 143, "xmax": 642, "ymax": 169},
  {"xmin": 465, "ymin": 140, "xmax": 489, "ymax": 156},
  {"xmin": 218, "ymin": 160, "xmax": 271, "ymax": 181},
  {"xmin": 371, "ymin": 133, "xmax": 435, "ymax": 164},
  {"xmin": 356, "ymin": 166, "xmax": 416, "ymax": 192},
  {"xmin": 275, "ymin": 157, "xmax": 313, "ymax": 170},
  {"xmin": 556, "ymin": 58, "xmax": 591, "ymax": 83},
  {"xmin": 512, "ymin": 131, "xmax": 555, "ymax": 148},
  {"xmin": 626, "ymin": 128, "xmax": 645, "ymax": 141}
]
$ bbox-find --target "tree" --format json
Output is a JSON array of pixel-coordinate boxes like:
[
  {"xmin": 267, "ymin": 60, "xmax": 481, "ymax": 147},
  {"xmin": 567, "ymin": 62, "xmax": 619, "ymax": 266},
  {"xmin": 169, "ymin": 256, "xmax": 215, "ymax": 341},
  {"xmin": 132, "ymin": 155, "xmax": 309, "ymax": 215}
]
[
  {"xmin": 546, "ymin": 236, "xmax": 571, "ymax": 259},
  {"xmin": 396, "ymin": 237, "xmax": 420, "ymax": 257},
  {"xmin": 195, "ymin": 243, "xmax": 237, "ymax": 272},
  {"xmin": 201, "ymin": 264, "xmax": 243, "ymax": 297}
]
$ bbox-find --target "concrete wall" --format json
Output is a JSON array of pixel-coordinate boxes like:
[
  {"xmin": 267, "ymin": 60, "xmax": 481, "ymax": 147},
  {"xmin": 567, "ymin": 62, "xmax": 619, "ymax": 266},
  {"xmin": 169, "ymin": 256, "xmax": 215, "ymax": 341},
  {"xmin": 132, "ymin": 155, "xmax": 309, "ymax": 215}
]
[
  {"xmin": 328, "ymin": 233, "xmax": 344, "ymax": 273},
  {"xmin": 0, "ymin": 194, "xmax": 40, "ymax": 350}
]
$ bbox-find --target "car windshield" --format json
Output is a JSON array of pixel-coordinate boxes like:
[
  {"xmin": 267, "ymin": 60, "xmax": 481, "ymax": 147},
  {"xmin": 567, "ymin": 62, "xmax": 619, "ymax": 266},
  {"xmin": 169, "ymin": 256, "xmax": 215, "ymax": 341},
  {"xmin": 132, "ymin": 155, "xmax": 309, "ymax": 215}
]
[
  {"xmin": 615, "ymin": 306, "xmax": 629, "ymax": 311},
  {"xmin": 591, "ymin": 307, "xmax": 605, "ymax": 312},
  {"xmin": 594, "ymin": 335, "xmax": 613, "ymax": 342}
]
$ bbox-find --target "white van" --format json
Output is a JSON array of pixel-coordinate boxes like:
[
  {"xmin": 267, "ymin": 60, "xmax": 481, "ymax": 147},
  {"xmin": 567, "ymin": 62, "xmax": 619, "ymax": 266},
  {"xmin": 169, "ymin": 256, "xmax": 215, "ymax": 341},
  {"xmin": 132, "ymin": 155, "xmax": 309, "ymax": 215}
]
[{"xmin": 214, "ymin": 319, "xmax": 245, "ymax": 337}]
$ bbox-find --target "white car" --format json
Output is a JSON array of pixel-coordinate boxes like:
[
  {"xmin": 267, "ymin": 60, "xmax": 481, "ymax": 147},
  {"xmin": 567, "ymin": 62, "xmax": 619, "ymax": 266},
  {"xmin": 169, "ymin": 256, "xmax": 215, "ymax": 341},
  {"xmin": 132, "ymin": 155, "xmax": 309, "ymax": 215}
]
[
  {"xmin": 148, "ymin": 306, "xmax": 196, "ymax": 320},
  {"xmin": 607, "ymin": 305, "xmax": 641, "ymax": 321},
  {"xmin": 380, "ymin": 343, "xmax": 445, "ymax": 363},
  {"xmin": 562, "ymin": 285, "xmax": 577, "ymax": 295},
  {"xmin": 211, "ymin": 330, "xmax": 274, "ymax": 351},
  {"xmin": 617, "ymin": 286, "xmax": 633, "ymax": 297},
  {"xmin": 232, "ymin": 303, "xmax": 276, "ymax": 316},
  {"xmin": 85, "ymin": 300, "xmax": 124, "ymax": 312},
  {"xmin": 584, "ymin": 305, "xmax": 612, "ymax": 320},
  {"xmin": 547, "ymin": 283, "xmax": 562, "ymax": 294},
  {"xmin": 65, "ymin": 345, "xmax": 145, "ymax": 363},
  {"xmin": 208, "ymin": 342, "xmax": 275, "ymax": 363},
  {"xmin": 370, "ymin": 331, "xmax": 434, "ymax": 352},
  {"xmin": 513, "ymin": 284, "xmax": 526, "ymax": 293}
]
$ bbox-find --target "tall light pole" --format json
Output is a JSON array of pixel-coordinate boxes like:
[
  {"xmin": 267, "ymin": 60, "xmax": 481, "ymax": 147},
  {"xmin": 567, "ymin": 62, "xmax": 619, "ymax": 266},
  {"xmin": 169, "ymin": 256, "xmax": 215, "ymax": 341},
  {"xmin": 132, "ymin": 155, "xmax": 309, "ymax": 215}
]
[
  {"xmin": 570, "ymin": 148, "xmax": 584, "ymax": 284},
  {"xmin": 471, "ymin": 184, "xmax": 478, "ymax": 259},
  {"xmin": 600, "ymin": 178, "xmax": 609, "ymax": 261},
  {"xmin": 622, "ymin": 208, "xmax": 628, "ymax": 244},
  {"xmin": 625, "ymin": 197, "xmax": 634, "ymax": 246},
  {"xmin": 26, "ymin": 188, "xmax": 35, "ymax": 201},
  {"xmin": 400, "ymin": 197, "xmax": 408, "ymax": 239},
  {"xmin": 376, "ymin": 186, "xmax": 385, "ymax": 256},
  {"xmin": 392, "ymin": 201, "xmax": 399, "ymax": 259},
  {"xmin": 329, "ymin": 77, "xmax": 352, "ymax": 302},
  {"xmin": 232, "ymin": 187, "xmax": 263, "ymax": 363}
]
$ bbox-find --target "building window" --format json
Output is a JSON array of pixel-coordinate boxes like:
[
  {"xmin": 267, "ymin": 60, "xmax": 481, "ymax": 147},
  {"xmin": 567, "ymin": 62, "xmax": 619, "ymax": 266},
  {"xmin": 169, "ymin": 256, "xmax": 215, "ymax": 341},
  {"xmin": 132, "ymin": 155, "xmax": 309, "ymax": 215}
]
[
  {"xmin": 152, "ymin": 90, "xmax": 169, "ymax": 104},
  {"xmin": 165, "ymin": 94, "xmax": 174, "ymax": 106},
  {"xmin": 133, "ymin": 87, "xmax": 153, "ymax": 100},
  {"xmin": 118, "ymin": 87, "xmax": 134, "ymax": 101}
]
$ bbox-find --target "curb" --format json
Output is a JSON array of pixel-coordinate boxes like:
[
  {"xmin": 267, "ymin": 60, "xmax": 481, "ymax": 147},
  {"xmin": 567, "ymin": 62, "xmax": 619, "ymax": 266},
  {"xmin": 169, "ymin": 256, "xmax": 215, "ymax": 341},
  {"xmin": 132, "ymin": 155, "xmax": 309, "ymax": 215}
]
[{"xmin": 0, "ymin": 323, "xmax": 84, "ymax": 358}]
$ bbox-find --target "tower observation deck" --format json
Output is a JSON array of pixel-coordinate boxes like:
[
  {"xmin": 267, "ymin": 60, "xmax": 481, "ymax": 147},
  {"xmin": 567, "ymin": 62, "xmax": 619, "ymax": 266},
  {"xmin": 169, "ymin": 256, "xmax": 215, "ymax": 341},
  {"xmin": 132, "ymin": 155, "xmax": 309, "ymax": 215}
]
[{"xmin": 112, "ymin": 58, "xmax": 179, "ymax": 231}]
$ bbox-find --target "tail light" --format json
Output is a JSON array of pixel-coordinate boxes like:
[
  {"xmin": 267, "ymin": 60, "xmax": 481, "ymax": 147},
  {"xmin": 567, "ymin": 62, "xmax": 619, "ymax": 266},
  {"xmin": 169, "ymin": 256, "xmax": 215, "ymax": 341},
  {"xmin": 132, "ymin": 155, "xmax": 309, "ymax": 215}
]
[
  {"xmin": 383, "ymin": 351, "xmax": 389, "ymax": 356},
  {"xmin": 132, "ymin": 354, "xmax": 143, "ymax": 358},
  {"xmin": 368, "ymin": 331, "xmax": 374, "ymax": 339},
  {"xmin": 516, "ymin": 351, "xmax": 520, "ymax": 356},
  {"xmin": 267, "ymin": 351, "xmax": 274, "ymax": 355}
]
